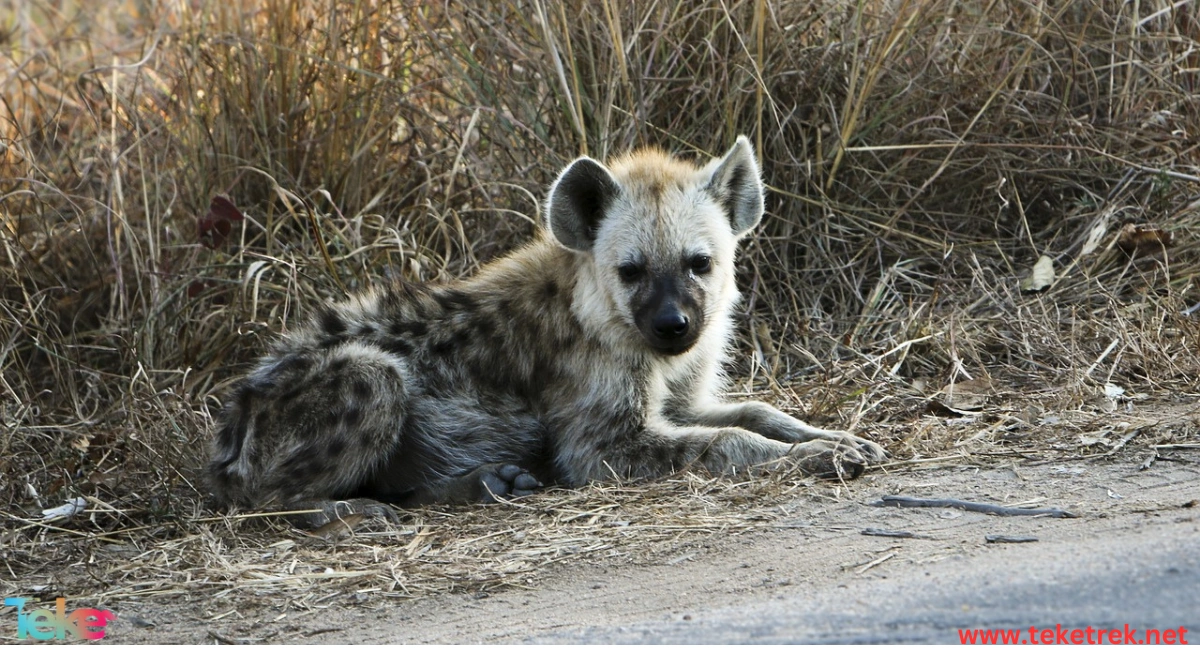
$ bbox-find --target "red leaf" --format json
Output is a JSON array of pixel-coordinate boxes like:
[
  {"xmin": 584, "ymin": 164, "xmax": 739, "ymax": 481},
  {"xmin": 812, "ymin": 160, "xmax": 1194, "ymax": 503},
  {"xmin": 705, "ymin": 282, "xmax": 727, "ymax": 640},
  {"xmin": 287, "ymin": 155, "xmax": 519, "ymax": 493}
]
[
  {"xmin": 186, "ymin": 280, "xmax": 212, "ymax": 298},
  {"xmin": 186, "ymin": 279, "xmax": 228, "ymax": 304},
  {"xmin": 210, "ymin": 195, "xmax": 245, "ymax": 223},
  {"xmin": 198, "ymin": 195, "xmax": 245, "ymax": 249}
]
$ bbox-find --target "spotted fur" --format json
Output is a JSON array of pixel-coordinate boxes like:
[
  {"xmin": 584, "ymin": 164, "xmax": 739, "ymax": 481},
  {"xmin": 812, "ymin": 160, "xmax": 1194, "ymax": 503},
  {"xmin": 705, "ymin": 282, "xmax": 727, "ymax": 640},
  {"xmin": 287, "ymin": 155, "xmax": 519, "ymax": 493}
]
[{"xmin": 208, "ymin": 137, "xmax": 888, "ymax": 525}]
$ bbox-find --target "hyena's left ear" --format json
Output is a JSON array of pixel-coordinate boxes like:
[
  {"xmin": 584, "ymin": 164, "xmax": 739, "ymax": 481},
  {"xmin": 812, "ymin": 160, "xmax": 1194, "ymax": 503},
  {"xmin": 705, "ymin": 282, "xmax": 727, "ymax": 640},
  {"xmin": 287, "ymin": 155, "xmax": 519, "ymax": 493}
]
[
  {"xmin": 545, "ymin": 156, "xmax": 622, "ymax": 253},
  {"xmin": 706, "ymin": 136, "xmax": 765, "ymax": 237}
]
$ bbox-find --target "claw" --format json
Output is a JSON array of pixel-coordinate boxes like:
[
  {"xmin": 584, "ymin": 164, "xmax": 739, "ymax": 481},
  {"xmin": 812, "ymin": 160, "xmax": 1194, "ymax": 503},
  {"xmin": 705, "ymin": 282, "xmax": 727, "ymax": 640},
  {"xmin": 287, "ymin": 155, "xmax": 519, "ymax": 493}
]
[{"xmin": 834, "ymin": 433, "xmax": 889, "ymax": 464}]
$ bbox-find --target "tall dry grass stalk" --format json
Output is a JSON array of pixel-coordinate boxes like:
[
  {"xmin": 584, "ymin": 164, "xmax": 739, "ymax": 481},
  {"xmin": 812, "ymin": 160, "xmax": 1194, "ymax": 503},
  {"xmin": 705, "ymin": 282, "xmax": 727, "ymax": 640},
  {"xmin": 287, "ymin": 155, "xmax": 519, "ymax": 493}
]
[{"xmin": 0, "ymin": 0, "xmax": 1197, "ymax": 601}]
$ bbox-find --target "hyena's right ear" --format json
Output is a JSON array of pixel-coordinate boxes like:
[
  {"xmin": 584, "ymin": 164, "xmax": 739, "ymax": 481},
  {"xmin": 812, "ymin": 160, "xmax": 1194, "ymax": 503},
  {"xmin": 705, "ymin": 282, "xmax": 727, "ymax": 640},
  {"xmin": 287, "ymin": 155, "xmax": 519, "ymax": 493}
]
[{"xmin": 545, "ymin": 157, "xmax": 621, "ymax": 253}]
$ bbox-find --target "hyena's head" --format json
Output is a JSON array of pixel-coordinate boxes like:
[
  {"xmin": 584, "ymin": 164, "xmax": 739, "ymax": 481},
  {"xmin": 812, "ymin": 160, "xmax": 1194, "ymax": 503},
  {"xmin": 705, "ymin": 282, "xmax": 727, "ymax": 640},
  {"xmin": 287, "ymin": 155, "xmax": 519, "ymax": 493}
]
[{"xmin": 546, "ymin": 136, "xmax": 764, "ymax": 356}]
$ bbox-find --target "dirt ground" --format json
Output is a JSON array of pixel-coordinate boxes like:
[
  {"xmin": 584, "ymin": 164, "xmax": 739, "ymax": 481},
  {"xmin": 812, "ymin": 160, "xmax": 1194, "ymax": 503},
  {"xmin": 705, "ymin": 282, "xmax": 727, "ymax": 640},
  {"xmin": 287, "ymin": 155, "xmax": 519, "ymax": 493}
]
[{"xmin": 99, "ymin": 436, "xmax": 1200, "ymax": 644}]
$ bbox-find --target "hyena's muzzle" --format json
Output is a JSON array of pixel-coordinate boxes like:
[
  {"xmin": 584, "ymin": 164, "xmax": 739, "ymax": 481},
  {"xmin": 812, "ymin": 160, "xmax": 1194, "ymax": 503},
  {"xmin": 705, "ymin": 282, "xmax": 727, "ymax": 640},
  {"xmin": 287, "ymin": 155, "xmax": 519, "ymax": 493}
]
[{"xmin": 631, "ymin": 269, "xmax": 706, "ymax": 355}]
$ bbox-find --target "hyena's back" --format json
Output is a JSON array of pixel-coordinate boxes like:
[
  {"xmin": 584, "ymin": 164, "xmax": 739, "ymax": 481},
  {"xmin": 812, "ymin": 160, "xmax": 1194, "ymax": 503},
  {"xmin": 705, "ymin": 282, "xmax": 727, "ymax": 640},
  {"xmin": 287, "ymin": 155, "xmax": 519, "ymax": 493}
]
[{"xmin": 208, "ymin": 266, "xmax": 566, "ymax": 511}]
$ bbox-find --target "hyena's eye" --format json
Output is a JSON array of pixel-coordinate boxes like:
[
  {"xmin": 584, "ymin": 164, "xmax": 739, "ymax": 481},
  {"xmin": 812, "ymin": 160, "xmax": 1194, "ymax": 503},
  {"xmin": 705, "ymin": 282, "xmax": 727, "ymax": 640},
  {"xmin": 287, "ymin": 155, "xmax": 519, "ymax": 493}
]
[
  {"xmin": 617, "ymin": 263, "xmax": 644, "ymax": 283},
  {"xmin": 689, "ymin": 255, "xmax": 713, "ymax": 275}
]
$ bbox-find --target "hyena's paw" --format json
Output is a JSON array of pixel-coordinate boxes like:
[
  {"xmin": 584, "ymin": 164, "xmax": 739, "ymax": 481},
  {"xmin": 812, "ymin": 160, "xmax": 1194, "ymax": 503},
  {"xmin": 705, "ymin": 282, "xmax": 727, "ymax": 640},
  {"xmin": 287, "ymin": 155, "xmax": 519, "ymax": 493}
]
[
  {"xmin": 786, "ymin": 440, "xmax": 867, "ymax": 480},
  {"xmin": 832, "ymin": 432, "xmax": 889, "ymax": 464},
  {"xmin": 461, "ymin": 463, "xmax": 543, "ymax": 503},
  {"xmin": 288, "ymin": 498, "xmax": 400, "ymax": 529}
]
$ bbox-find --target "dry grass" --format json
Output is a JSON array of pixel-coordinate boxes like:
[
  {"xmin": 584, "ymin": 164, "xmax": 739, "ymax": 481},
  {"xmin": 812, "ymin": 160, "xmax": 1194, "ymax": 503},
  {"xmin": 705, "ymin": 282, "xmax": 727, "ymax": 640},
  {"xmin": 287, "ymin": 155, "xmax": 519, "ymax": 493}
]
[
  {"xmin": 2, "ymin": 0, "xmax": 1198, "ymax": 607},
  {"xmin": 5, "ymin": 466, "xmax": 844, "ymax": 605}
]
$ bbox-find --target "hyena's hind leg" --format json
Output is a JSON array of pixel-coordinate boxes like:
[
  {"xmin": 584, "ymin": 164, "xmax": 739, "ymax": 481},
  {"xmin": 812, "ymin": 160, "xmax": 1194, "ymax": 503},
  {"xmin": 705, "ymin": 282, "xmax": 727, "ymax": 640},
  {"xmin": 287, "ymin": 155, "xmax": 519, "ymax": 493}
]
[{"xmin": 208, "ymin": 341, "xmax": 411, "ymax": 526}]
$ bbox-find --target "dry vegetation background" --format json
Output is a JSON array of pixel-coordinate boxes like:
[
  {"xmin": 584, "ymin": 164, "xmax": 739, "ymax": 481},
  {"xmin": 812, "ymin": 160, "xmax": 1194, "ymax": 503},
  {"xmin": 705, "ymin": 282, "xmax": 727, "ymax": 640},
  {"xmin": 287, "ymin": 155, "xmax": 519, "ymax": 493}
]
[{"xmin": 1, "ymin": 0, "xmax": 1198, "ymax": 609}]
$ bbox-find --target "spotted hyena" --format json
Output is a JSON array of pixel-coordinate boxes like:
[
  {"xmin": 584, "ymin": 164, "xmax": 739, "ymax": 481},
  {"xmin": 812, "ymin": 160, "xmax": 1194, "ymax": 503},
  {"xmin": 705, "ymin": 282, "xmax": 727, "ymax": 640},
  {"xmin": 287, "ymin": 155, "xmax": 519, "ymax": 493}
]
[{"xmin": 208, "ymin": 136, "xmax": 888, "ymax": 525}]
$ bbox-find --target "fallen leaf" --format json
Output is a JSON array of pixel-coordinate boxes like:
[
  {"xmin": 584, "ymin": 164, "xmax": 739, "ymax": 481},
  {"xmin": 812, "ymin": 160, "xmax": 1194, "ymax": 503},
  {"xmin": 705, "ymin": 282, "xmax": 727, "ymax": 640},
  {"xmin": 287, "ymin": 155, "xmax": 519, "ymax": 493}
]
[
  {"xmin": 1079, "ymin": 209, "xmax": 1113, "ymax": 256},
  {"xmin": 1079, "ymin": 428, "xmax": 1112, "ymax": 446},
  {"xmin": 308, "ymin": 513, "xmax": 365, "ymax": 540},
  {"xmin": 88, "ymin": 471, "xmax": 118, "ymax": 488},
  {"xmin": 42, "ymin": 497, "xmax": 87, "ymax": 521},
  {"xmin": 1117, "ymin": 223, "xmax": 1172, "ymax": 256},
  {"xmin": 1019, "ymin": 255, "xmax": 1055, "ymax": 292},
  {"xmin": 935, "ymin": 376, "xmax": 993, "ymax": 413}
]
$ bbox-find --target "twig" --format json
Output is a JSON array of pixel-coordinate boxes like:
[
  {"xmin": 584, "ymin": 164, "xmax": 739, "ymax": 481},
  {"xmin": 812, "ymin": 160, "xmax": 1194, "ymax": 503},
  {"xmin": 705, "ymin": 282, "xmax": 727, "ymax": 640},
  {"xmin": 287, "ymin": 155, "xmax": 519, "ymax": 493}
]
[
  {"xmin": 986, "ymin": 535, "xmax": 1039, "ymax": 544},
  {"xmin": 0, "ymin": 512, "xmax": 127, "ymax": 544},
  {"xmin": 862, "ymin": 527, "xmax": 930, "ymax": 539},
  {"xmin": 208, "ymin": 630, "xmax": 272, "ymax": 645},
  {"xmin": 854, "ymin": 551, "xmax": 896, "ymax": 574},
  {"xmin": 1081, "ymin": 337, "xmax": 1121, "ymax": 383},
  {"xmin": 872, "ymin": 495, "xmax": 1077, "ymax": 518}
]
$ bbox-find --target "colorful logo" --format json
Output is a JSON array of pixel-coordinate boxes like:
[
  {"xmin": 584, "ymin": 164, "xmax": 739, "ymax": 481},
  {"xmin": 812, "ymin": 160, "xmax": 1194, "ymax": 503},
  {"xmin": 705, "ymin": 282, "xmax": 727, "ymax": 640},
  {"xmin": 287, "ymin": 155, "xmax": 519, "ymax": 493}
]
[{"xmin": 4, "ymin": 597, "xmax": 116, "ymax": 640}]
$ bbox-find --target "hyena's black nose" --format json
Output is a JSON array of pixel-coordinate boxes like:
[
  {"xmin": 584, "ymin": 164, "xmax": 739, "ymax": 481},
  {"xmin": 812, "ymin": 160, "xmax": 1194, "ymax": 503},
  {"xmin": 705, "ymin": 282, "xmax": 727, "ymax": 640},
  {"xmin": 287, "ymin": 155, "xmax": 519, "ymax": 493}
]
[{"xmin": 652, "ymin": 311, "xmax": 689, "ymax": 340}]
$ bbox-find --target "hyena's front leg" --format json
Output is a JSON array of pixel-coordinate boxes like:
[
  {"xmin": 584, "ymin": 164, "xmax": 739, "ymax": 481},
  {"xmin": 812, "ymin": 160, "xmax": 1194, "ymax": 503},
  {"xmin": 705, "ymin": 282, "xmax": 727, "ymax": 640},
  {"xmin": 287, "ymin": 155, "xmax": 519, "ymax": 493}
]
[
  {"xmin": 679, "ymin": 401, "xmax": 889, "ymax": 463},
  {"xmin": 599, "ymin": 424, "xmax": 868, "ymax": 482}
]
